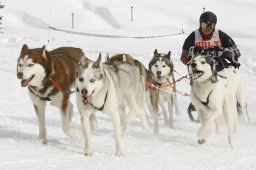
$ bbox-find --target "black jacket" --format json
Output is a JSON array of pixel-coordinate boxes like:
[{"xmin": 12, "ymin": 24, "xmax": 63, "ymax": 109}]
[{"xmin": 180, "ymin": 29, "xmax": 240, "ymax": 64}]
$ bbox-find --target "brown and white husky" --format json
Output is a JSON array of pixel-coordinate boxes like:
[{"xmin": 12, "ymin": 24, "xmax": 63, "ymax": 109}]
[{"xmin": 16, "ymin": 44, "xmax": 85, "ymax": 144}]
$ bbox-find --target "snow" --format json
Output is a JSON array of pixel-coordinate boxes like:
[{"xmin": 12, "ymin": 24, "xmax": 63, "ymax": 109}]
[{"xmin": 1, "ymin": 0, "xmax": 256, "ymax": 169}]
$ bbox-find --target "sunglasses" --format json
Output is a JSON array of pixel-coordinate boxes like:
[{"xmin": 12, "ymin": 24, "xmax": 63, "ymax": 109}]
[{"xmin": 201, "ymin": 22, "xmax": 215, "ymax": 29}]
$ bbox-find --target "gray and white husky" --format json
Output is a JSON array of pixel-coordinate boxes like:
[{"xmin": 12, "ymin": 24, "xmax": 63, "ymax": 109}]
[
  {"xmin": 76, "ymin": 54, "xmax": 149, "ymax": 156},
  {"xmin": 149, "ymin": 49, "xmax": 181, "ymax": 134}
]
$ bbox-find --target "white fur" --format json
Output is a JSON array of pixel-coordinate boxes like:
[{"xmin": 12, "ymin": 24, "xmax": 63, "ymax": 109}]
[
  {"xmin": 189, "ymin": 54, "xmax": 247, "ymax": 148},
  {"xmin": 17, "ymin": 53, "xmax": 75, "ymax": 144},
  {"xmin": 76, "ymin": 57, "xmax": 149, "ymax": 156},
  {"xmin": 150, "ymin": 56, "xmax": 181, "ymax": 134}
]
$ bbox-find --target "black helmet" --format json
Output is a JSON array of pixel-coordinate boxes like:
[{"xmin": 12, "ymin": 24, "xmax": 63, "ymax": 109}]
[{"xmin": 199, "ymin": 11, "xmax": 217, "ymax": 24}]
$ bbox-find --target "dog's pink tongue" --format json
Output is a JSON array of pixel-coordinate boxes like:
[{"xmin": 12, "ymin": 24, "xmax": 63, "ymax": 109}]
[
  {"xmin": 21, "ymin": 79, "xmax": 29, "ymax": 87},
  {"xmin": 82, "ymin": 95, "xmax": 92, "ymax": 105}
]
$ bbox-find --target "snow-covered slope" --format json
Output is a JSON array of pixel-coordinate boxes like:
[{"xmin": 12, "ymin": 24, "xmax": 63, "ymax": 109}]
[{"xmin": 1, "ymin": 0, "xmax": 256, "ymax": 169}]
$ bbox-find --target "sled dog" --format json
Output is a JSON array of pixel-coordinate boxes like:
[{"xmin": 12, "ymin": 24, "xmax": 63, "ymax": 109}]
[
  {"xmin": 107, "ymin": 54, "xmax": 159, "ymax": 117},
  {"xmin": 188, "ymin": 47, "xmax": 247, "ymax": 148},
  {"xmin": 76, "ymin": 54, "xmax": 149, "ymax": 156},
  {"xmin": 149, "ymin": 49, "xmax": 181, "ymax": 133},
  {"xmin": 17, "ymin": 44, "xmax": 84, "ymax": 144},
  {"xmin": 106, "ymin": 53, "xmax": 149, "ymax": 81}
]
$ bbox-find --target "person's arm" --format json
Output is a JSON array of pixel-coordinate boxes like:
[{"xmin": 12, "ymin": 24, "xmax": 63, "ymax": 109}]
[
  {"xmin": 219, "ymin": 30, "xmax": 241, "ymax": 57},
  {"xmin": 180, "ymin": 32, "xmax": 195, "ymax": 64}
]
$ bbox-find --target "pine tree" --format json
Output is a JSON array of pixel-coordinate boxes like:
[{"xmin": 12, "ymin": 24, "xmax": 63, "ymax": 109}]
[{"xmin": 0, "ymin": 2, "xmax": 5, "ymax": 31}]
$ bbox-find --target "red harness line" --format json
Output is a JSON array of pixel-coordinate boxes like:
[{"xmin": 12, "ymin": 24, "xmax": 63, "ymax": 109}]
[
  {"xmin": 49, "ymin": 78, "xmax": 64, "ymax": 93},
  {"xmin": 173, "ymin": 70, "xmax": 190, "ymax": 85},
  {"xmin": 145, "ymin": 73, "xmax": 190, "ymax": 96}
]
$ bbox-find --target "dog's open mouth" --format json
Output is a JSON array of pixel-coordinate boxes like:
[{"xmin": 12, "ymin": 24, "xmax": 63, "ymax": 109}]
[
  {"xmin": 82, "ymin": 95, "xmax": 92, "ymax": 105},
  {"xmin": 191, "ymin": 69, "xmax": 204, "ymax": 79},
  {"xmin": 21, "ymin": 74, "xmax": 35, "ymax": 87},
  {"xmin": 81, "ymin": 90, "xmax": 94, "ymax": 105}
]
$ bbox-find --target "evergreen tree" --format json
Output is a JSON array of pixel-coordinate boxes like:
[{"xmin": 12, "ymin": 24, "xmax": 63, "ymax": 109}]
[{"xmin": 0, "ymin": 2, "xmax": 5, "ymax": 31}]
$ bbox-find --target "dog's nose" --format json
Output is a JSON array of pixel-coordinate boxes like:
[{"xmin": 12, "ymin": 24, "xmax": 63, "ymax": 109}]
[
  {"xmin": 156, "ymin": 71, "xmax": 161, "ymax": 76},
  {"xmin": 17, "ymin": 72, "xmax": 23, "ymax": 79},
  {"xmin": 81, "ymin": 89, "xmax": 88, "ymax": 96},
  {"xmin": 191, "ymin": 63, "xmax": 197, "ymax": 68}
]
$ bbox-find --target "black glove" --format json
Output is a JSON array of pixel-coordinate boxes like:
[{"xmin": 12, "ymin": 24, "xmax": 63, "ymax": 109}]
[
  {"xmin": 221, "ymin": 50, "xmax": 240, "ymax": 68},
  {"xmin": 214, "ymin": 56, "xmax": 228, "ymax": 71}
]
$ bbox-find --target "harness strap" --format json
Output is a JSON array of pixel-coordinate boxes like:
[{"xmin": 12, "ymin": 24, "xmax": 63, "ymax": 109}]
[
  {"xmin": 193, "ymin": 89, "xmax": 213, "ymax": 107},
  {"xmin": 200, "ymin": 74, "xmax": 215, "ymax": 84},
  {"xmin": 90, "ymin": 91, "xmax": 108, "ymax": 111},
  {"xmin": 217, "ymin": 74, "xmax": 227, "ymax": 79},
  {"xmin": 49, "ymin": 77, "xmax": 77, "ymax": 94},
  {"xmin": 153, "ymin": 73, "xmax": 190, "ymax": 88},
  {"xmin": 145, "ymin": 73, "xmax": 190, "ymax": 96},
  {"xmin": 201, "ymin": 90, "xmax": 212, "ymax": 106},
  {"xmin": 49, "ymin": 78, "xmax": 64, "ymax": 92},
  {"xmin": 28, "ymin": 86, "xmax": 54, "ymax": 101}
]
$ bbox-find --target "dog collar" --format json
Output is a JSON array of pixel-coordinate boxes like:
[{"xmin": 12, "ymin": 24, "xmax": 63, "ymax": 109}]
[
  {"xmin": 201, "ymin": 74, "xmax": 217, "ymax": 84},
  {"xmin": 28, "ymin": 86, "xmax": 54, "ymax": 101}
]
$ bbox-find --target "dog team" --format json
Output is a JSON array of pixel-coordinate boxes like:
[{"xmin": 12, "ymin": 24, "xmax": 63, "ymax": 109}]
[{"xmin": 16, "ymin": 11, "xmax": 249, "ymax": 155}]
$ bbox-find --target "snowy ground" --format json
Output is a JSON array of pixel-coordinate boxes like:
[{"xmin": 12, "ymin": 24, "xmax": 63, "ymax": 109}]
[{"xmin": 1, "ymin": 0, "xmax": 256, "ymax": 169}]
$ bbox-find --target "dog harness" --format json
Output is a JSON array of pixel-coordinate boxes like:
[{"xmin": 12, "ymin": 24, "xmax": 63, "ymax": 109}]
[
  {"xmin": 90, "ymin": 91, "xmax": 108, "ymax": 111},
  {"xmin": 193, "ymin": 89, "xmax": 213, "ymax": 107}
]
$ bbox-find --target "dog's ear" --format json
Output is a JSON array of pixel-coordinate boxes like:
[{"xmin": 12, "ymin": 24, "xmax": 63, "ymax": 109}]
[
  {"xmin": 42, "ymin": 45, "xmax": 46, "ymax": 50},
  {"xmin": 206, "ymin": 57, "xmax": 218, "ymax": 83},
  {"xmin": 21, "ymin": 44, "xmax": 29, "ymax": 54},
  {"xmin": 79, "ymin": 52, "xmax": 89, "ymax": 67},
  {"xmin": 165, "ymin": 51, "xmax": 171, "ymax": 59},
  {"xmin": 213, "ymin": 59, "xmax": 218, "ymax": 78},
  {"xmin": 105, "ymin": 53, "xmax": 110, "ymax": 62},
  {"xmin": 93, "ymin": 53, "xmax": 102, "ymax": 69},
  {"xmin": 154, "ymin": 49, "xmax": 158, "ymax": 56},
  {"xmin": 41, "ymin": 45, "xmax": 47, "ymax": 59}
]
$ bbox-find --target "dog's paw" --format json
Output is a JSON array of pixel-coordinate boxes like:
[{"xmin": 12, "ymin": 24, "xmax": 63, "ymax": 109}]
[
  {"xmin": 197, "ymin": 138, "xmax": 206, "ymax": 144},
  {"xmin": 84, "ymin": 147, "xmax": 93, "ymax": 156},
  {"xmin": 115, "ymin": 149, "xmax": 123, "ymax": 156},
  {"xmin": 40, "ymin": 138, "xmax": 48, "ymax": 144}
]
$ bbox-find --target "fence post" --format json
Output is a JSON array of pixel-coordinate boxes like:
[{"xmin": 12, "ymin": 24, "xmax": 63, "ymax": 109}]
[
  {"xmin": 71, "ymin": 13, "xmax": 74, "ymax": 29},
  {"xmin": 131, "ymin": 6, "xmax": 133, "ymax": 22}
]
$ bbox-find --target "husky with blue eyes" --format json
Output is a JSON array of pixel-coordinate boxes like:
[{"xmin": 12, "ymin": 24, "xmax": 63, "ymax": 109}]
[
  {"xmin": 75, "ymin": 53, "xmax": 149, "ymax": 156},
  {"xmin": 148, "ymin": 49, "xmax": 182, "ymax": 134}
]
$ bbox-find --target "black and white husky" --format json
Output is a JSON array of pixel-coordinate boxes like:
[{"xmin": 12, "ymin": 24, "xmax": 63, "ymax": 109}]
[
  {"xmin": 149, "ymin": 49, "xmax": 181, "ymax": 134},
  {"xmin": 76, "ymin": 54, "xmax": 149, "ymax": 156},
  {"xmin": 188, "ymin": 47, "xmax": 248, "ymax": 148}
]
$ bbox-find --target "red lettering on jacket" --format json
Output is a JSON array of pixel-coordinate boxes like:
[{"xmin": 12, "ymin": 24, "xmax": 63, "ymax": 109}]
[{"xmin": 195, "ymin": 41, "xmax": 220, "ymax": 48}]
